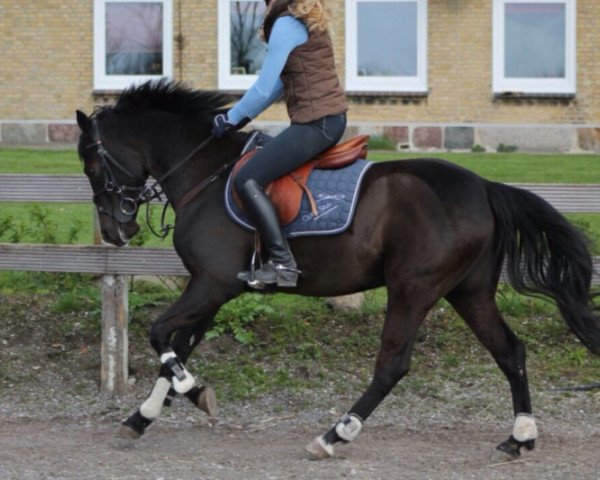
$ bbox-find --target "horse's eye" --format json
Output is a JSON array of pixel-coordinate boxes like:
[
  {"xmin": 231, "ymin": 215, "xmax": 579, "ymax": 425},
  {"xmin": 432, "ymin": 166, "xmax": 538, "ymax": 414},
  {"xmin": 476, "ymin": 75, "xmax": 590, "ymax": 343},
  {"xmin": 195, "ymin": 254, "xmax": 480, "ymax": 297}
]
[{"xmin": 84, "ymin": 161, "xmax": 102, "ymax": 179}]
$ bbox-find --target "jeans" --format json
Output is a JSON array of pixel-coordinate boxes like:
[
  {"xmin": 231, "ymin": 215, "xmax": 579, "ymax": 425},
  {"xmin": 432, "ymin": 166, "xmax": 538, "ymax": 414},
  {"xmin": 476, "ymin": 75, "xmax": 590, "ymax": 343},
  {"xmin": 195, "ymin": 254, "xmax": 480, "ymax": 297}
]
[{"xmin": 234, "ymin": 113, "xmax": 347, "ymax": 190}]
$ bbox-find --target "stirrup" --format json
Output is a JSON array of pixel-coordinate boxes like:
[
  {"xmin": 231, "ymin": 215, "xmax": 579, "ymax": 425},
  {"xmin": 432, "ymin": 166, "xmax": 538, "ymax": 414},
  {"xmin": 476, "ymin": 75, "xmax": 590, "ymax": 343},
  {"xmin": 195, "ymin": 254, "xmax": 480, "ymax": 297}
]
[
  {"xmin": 238, "ymin": 260, "xmax": 301, "ymax": 289},
  {"xmin": 237, "ymin": 249, "xmax": 266, "ymax": 289}
]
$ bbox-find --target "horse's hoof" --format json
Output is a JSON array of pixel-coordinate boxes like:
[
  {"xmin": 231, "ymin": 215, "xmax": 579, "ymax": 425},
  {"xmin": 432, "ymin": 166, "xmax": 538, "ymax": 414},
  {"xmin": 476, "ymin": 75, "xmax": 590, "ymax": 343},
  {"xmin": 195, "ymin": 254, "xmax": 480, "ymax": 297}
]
[
  {"xmin": 196, "ymin": 385, "xmax": 217, "ymax": 416},
  {"xmin": 491, "ymin": 439, "xmax": 521, "ymax": 463},
  {"xmin": 304, "ymin": 437, "xmax": 333, "ymax": 460},
  {"xmin": 116, "ymin": 424, "xmax": 142, "ymax": 440}
]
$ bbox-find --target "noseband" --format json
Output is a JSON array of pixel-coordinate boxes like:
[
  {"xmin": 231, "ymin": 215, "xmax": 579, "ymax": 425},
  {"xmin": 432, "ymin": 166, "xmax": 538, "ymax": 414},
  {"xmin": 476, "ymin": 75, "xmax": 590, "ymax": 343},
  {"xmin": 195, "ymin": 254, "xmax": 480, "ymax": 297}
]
[
  {"xmin": 89, "ymin": 120, "xmax": 155, "ymax": 224},
  {"xmin": 88, "ymin": 118, "xmax": 216, "ymax": 238}
]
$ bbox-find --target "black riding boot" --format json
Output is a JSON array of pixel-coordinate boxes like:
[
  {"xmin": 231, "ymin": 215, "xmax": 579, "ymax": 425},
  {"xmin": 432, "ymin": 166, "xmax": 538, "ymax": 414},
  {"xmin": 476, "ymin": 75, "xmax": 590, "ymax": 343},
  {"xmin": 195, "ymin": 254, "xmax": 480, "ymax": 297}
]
[{"xmin": 236, "ymin": 179, "xmax": 300, "ymax": 288}]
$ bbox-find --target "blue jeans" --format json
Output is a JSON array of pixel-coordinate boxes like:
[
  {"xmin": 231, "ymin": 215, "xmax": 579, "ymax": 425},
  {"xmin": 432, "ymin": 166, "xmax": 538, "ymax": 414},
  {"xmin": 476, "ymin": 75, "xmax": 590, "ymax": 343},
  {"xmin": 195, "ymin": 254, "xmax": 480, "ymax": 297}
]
[{"xmin": 234, "ymin": 113, "xmax": 347, "ymax": 190}]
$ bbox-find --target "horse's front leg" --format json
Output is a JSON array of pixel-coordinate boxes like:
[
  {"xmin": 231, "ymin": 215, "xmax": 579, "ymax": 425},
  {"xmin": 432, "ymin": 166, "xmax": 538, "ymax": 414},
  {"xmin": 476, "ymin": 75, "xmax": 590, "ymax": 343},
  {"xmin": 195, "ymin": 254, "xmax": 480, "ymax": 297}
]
[
  {"xmin": 119, "ymin": 321, "xmax": 216, "ymax": 439},
  {"xmin": 119, "ymin": 277, "xmax": 238, "ymax": 438}
]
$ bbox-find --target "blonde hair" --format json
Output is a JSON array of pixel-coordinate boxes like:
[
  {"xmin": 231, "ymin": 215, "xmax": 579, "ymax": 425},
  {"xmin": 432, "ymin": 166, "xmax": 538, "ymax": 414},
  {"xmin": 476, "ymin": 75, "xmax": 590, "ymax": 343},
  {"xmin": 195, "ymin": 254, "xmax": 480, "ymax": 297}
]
[{"xmin": 288, "ymin": 0, "xmax": 330, "ymax": 32}]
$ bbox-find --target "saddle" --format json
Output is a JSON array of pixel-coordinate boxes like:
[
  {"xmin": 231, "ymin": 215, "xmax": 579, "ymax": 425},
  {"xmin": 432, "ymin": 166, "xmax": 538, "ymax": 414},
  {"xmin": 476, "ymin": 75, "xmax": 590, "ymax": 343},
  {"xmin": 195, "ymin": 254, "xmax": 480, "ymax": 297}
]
[{"xmin": 231, "ymin": 134, "xmax": 370, "ymax": 225}]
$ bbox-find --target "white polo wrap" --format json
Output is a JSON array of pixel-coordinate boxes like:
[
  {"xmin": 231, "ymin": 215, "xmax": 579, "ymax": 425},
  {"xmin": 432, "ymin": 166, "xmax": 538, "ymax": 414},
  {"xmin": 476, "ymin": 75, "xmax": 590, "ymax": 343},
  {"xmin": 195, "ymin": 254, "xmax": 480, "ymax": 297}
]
[
  {"xmin": 160, "ymin": 350, "xmax": 196, "ymax": 393},
  {"xmin": 139, "ymin": 377, "xmax": 171, "ymax": 419},
  {"xmin": 512, "ymin": 413, "xmax": 538, "ymax": 442},
  {"xmin": 335, "ymin": 413, "xmax": 363, "ymax": 442}
]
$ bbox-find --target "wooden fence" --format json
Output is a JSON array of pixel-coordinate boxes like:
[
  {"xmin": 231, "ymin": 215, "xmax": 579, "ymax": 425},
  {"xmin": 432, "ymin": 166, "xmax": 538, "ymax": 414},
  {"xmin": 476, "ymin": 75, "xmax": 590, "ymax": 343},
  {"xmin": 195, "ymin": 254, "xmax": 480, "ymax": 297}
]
[{"xmin": 1, "ymin": 174, "xmax": 599, "ymax": 395}]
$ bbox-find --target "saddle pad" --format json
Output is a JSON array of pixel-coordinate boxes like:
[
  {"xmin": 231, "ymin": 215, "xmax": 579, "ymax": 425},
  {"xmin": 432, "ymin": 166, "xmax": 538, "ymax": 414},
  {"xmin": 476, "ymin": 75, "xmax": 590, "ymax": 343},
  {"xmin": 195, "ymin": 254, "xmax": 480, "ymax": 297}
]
[{"xmin": 225, "ymin": 159, "xmax": 373, "ymax": 238}]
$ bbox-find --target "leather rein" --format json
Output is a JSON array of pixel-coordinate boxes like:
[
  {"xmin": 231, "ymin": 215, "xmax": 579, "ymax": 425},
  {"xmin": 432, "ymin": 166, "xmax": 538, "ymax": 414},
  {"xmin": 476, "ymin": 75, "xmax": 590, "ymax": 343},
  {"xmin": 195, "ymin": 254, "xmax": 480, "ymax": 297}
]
[{"xmin": 89, "ymin": 119, "xmax": 232, "ymax": 239}]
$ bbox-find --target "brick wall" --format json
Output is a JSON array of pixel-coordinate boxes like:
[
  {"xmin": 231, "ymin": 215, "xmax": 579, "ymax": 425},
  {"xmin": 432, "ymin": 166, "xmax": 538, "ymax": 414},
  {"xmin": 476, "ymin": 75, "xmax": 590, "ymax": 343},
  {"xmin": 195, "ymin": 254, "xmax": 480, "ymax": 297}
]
[{"xmin": 1, "ymin": 0, "xmax": 599, "ymax": 149}]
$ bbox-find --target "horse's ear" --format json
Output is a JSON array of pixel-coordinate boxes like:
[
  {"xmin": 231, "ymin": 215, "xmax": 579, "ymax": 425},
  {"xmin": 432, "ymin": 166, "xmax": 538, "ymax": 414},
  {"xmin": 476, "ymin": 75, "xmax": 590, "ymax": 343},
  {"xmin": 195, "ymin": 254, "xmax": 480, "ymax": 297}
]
[{"xmin": 76, "ymin": 110, "xmax": 92, "ymax": 134}]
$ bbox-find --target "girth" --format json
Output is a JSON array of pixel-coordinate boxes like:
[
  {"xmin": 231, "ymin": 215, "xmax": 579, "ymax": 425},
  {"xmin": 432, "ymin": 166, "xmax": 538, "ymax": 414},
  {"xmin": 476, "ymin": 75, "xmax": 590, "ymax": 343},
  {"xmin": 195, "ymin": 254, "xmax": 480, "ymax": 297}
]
[{"xmin": 231, "ymin": 135, "xmax": 369, "ymax": 225}]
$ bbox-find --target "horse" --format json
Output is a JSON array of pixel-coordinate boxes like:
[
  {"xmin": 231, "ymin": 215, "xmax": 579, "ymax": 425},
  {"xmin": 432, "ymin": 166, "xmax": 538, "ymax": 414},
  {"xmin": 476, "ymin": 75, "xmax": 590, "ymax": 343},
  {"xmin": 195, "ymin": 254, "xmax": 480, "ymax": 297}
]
[{"xmin": 75, "ymin": 80, "xmax": 600, "ymax": 460}]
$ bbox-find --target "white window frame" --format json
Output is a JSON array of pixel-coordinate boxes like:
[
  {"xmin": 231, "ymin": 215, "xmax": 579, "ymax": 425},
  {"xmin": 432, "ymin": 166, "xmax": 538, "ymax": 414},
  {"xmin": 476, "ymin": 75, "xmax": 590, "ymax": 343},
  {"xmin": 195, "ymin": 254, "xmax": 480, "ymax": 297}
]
[
  {"xmin": 93, "ymin": 0, "xmax": 173, "ymax": 91},
  {"xmin": 218, "ymin": 0, "xmax": 265, "ymax": 90},
  {"xmin": 345, "ymin": 0, "xmax": 428, "ymax": 93},
  {"xmin": 492, "ymin": 0, "xmax": 576, "ymax": 95}
]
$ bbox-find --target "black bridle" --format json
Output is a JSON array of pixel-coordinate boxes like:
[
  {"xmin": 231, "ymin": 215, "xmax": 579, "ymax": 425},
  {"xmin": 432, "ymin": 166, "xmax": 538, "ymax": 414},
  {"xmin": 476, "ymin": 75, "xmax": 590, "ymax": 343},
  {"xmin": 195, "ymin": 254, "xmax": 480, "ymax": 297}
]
[{"xmin": 88, "ymin": 118, "xmax": 217, "ymax": 238}]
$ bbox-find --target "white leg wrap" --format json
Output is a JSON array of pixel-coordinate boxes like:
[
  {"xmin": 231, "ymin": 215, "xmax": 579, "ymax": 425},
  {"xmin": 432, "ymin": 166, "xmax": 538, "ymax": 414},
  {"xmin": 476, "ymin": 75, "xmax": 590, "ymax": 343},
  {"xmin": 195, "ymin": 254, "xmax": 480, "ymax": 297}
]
[
  {"xmin": 335, "ymin": 413, "xmax": 363, "ymax": 442},
  {"xmin": 512, "ymin": 413, "xmax": 538, "ymax": 442},
  {"xmin": 160, "ymin": 350, "xmax": 178, "ymax": 363},
  {"xmin": 160, "ymin": 350, "xmax": 196, "ymax": 394},
  {"xmin": 139, "ymin": 377, "xmax": 171, "ymax": 419}
]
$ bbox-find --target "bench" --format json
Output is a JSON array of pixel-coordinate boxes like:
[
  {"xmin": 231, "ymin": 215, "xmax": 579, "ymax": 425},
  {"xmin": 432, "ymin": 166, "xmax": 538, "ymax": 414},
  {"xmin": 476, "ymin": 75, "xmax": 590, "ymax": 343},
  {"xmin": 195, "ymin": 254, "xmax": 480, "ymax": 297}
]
[{"xmin": 1, "ymin": 174, "xmax": 599, "ymax": 394}]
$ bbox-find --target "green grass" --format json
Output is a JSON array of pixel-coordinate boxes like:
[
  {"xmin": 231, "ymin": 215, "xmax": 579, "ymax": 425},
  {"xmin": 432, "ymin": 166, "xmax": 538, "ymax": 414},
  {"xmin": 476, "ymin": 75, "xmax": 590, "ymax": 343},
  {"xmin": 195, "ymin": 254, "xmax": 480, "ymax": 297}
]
[
  {"xmin": 371, "ymin": 151, "xmax": 600, "ymax": 183},
  {"xmin": 4, "ymin": 148, "xmax": 598, "ymax": 250},
  {"xmin": 1, "ymin": 147, "xmax": 598, "ymax": 181},
  {"xmin": 0, "ymin": 148, "xmax": 81, "ymax": 174}
]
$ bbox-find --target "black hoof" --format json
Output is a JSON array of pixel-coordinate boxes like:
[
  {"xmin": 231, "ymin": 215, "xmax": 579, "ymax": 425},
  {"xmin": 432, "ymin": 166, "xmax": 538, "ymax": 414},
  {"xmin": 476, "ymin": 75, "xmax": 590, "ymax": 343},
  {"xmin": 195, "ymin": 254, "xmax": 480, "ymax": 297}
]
[
  {"xmin": 524, "ymin": 439, "xmax": 535, "ymax": 451},
  {"xmin": 496, "ymin": 437, "xmax": 521, "ymax": 459},
  {"xmin": 496, "ymin": 435, "xmax": 535, "ymax": 459},
  {"xmin": 121, "ymin": 410, "xmax": 152, "ymax": 437}
]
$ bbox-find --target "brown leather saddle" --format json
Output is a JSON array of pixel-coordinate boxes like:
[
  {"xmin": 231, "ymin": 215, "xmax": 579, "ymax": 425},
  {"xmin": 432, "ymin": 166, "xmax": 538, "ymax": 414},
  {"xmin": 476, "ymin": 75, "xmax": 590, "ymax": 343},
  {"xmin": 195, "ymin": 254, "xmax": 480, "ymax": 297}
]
[{"xmin": 231, "ymin": 134, "xmax": 370, "ymax": 225}]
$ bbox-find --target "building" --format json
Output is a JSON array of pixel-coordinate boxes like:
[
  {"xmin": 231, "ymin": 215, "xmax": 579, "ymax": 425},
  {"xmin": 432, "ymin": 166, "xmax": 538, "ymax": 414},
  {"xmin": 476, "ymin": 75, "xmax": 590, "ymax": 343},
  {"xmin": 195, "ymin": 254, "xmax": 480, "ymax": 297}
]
[{"xmin": 1, "ymin": 0, "xmax": 599, "ymax": 152}]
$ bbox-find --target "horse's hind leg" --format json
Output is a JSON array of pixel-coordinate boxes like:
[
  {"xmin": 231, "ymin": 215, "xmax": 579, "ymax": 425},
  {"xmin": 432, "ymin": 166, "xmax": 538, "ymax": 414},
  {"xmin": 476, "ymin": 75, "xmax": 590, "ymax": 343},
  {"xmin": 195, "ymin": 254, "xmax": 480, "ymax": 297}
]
[
  {"xmin": 445, "ymin": 285, "xmax": 538, "ymax": 458},
  {"xmin": 305, "ymin": 293, "xmax": 429, "ymax": 460}
]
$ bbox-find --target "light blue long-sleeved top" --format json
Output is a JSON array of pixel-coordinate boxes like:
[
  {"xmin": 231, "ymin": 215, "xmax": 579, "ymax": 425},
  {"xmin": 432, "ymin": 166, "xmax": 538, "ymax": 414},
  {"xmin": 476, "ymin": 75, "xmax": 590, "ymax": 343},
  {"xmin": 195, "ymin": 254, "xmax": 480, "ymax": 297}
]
[{"xmin": 227, "ymin": 16, "xmax": 309, "ymax": 125}]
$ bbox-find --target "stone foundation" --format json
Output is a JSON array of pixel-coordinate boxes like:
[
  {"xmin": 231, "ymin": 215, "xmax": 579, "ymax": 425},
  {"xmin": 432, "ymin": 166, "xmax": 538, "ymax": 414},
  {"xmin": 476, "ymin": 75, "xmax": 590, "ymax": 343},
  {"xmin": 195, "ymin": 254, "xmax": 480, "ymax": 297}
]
[{"xmin": 1, "ymin": 121, "xmax": 599, "ymax": 153}]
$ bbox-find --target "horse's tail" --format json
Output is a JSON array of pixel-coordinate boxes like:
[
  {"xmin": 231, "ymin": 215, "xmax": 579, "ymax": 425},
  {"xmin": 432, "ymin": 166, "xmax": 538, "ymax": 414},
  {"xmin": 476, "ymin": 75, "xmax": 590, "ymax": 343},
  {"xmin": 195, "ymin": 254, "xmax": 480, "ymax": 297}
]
[{"xmin": 486, "ymin": 181, "xmax": 600, "ymax": 354}]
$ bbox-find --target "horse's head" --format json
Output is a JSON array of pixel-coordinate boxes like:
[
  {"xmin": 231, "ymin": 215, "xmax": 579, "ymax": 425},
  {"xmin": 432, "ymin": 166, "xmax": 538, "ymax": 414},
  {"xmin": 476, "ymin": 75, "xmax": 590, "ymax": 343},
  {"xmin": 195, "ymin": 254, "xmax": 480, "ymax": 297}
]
[{"xmin": 76, "ymin": 109, "xmax": 147, "ymax": 246}]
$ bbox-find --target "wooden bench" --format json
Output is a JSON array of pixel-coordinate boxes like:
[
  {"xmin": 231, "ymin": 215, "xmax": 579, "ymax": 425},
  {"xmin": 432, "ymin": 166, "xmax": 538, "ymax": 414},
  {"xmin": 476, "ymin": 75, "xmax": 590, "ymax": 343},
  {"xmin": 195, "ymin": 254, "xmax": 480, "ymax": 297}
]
[{"xmin": 1, "ymin": 174, "xmax": 599, "ymax": 395}]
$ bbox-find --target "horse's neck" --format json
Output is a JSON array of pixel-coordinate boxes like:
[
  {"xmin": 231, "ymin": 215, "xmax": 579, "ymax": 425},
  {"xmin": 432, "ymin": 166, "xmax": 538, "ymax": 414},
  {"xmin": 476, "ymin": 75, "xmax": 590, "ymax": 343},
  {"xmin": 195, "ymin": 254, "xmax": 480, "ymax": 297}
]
[{"xmin": 150, "ymin": 136, "xmax": 245, "ymax": 206}]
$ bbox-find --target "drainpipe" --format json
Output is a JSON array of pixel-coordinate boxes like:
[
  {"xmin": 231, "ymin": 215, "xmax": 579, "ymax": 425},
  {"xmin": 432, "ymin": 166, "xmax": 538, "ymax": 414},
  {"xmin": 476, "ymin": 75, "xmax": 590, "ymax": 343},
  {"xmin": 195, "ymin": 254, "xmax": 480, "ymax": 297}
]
[{"xmin": 175, "ymin": 0, "xmax": 184, "ymax": 80}]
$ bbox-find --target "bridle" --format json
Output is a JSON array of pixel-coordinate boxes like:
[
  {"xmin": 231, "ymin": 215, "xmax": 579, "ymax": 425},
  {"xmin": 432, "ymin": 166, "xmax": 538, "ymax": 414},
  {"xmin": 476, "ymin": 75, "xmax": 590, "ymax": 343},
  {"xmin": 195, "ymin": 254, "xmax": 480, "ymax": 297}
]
[{"xmin": 88, "ymin": 118, "xmax": 221, "ymax": 238}]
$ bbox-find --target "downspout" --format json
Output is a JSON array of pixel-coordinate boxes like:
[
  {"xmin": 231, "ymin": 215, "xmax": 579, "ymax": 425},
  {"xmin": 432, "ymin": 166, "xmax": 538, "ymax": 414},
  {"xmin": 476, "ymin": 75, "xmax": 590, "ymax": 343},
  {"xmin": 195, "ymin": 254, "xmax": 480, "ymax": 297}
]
[{"xmin": 175, "ymin": 0, "xmax": 184, "ymax": 80}]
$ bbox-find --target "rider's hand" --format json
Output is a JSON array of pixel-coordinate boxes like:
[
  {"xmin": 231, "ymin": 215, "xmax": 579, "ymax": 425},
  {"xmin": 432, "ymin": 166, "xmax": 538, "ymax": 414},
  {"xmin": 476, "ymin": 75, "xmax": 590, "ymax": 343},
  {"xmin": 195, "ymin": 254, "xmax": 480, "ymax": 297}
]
[{"xmin": 212, "ymin": 113, "xmax": 235, "ymax": 138}]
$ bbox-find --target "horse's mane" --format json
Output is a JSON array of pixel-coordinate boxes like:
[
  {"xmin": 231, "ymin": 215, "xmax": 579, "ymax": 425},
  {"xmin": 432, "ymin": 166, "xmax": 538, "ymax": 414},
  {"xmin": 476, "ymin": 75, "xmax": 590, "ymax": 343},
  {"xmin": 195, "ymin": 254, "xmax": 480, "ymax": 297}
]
[{"xmin": 94, "ymin": 79, "xmax": 233, "ymax": 120}]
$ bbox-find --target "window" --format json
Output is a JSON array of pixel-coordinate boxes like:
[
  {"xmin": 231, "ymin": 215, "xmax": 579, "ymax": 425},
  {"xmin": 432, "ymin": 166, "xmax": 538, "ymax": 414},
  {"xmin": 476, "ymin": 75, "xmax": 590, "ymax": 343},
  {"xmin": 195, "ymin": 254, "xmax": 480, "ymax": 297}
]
[
  {"xmin": 345, "ymin": 0, "xmax": 428, "ymax": 93},
  {"xmin": 93, "ymin": 0, "xmax": 173, "ymax": 91},
  {"xmin": 218, "ymin": 0, "xmax": 267, "ymax": 90},
  {"xmin": 493, "ymin": 0, "xmax": 576, "ymax": 95}
]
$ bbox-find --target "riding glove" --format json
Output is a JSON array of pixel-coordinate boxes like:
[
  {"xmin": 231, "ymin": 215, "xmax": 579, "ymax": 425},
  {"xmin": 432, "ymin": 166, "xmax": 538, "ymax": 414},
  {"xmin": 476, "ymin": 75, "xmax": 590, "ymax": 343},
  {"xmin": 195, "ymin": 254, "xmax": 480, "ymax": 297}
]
[
  {"xmin": 212, "ymin": 113, "xmax": 235, "ymax": 138},
  {"xmin": 212, "ymin": 114, "xmax": 251, "ymax": 138}
]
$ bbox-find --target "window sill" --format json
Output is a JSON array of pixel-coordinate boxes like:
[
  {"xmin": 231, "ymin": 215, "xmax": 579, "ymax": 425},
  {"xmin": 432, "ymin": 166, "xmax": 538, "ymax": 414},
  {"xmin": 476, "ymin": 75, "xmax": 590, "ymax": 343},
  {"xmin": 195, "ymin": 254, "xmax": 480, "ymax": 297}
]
[
  {"xmin": 493, "ymin": 92, "xmax": 575, "ymax": 100},
  {"xmin": 346, "ymin": 91, "xmax": 429, "ymax": 98}
]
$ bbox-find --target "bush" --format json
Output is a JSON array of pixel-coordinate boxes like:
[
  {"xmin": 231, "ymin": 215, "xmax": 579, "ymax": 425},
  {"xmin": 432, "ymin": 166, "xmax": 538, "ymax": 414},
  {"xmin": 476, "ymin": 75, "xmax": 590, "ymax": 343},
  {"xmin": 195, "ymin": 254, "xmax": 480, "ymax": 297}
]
[
  {"xmin": 368, "ymin": 135, "xmax": 397, "ymax": 151},
  {"xmin": 497, "ymin": 143, "xmax": 518, "ymax": 153}
]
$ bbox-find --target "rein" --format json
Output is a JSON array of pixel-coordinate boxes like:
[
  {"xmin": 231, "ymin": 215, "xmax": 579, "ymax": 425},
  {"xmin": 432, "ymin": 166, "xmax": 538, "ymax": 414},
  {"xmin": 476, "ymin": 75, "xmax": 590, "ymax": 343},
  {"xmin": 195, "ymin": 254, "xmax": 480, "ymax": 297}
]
[{"xmin": 90, "ymin": 118, "xmax": 224, "ymax": 239}]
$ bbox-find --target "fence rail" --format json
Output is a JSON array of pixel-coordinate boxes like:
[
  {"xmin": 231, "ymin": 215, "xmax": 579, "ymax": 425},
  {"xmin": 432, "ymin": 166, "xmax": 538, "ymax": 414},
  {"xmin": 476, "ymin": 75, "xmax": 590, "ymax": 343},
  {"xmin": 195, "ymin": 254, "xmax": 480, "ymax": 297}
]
[{"xmin": 1, "ymin": 174, "xmax": 599, "ymax": 395}]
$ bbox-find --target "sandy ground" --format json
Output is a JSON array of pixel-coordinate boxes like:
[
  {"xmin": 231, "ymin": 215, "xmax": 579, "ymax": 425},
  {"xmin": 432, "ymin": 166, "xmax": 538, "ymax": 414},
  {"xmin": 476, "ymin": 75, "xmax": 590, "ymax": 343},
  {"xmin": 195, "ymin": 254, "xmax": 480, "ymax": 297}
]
[
  {"xmin": 1, "ymin": 293, "xmax": 599, "ymax": 479},
  {"xmin": 1, "ymin": 391, "xmax": 599, "ymax": 480}
]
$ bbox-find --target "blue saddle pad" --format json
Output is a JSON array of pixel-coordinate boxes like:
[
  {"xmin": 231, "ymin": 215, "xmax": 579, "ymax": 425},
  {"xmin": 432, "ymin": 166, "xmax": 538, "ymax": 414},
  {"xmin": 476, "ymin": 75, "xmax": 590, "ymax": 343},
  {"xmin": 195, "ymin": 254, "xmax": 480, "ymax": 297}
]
[{"xmin": 225, "ymin": 159, "xmax": 373, "ymax": 238}]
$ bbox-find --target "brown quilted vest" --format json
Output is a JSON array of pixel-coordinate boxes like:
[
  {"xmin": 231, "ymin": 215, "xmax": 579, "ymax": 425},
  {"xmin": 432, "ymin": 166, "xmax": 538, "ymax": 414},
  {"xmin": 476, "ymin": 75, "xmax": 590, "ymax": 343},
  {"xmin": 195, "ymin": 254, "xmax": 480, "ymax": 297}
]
[{"xmin": 265, "ymin": 6, "xmax": 348, "ymax": 123}]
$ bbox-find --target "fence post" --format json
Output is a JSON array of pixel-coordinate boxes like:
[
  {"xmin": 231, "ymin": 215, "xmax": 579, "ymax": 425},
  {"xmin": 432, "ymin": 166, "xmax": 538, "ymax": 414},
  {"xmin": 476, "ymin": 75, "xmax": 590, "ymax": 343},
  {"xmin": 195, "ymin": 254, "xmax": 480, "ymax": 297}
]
[{"xmin": 101, "ymin": 274, "xmax": 129, "ymax": 395}]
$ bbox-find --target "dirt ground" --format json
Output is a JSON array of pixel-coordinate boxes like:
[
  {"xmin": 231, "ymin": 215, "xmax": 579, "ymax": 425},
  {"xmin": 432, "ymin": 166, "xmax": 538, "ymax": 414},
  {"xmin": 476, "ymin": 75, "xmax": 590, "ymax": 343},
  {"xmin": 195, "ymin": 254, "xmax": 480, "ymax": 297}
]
[
  {"xmin": 1, "ymin": 384, "xmax": 599, "ymax": 480},
  {"xmin": 1, "ymin": 293, "xmax": 599, "ymax": 479}
]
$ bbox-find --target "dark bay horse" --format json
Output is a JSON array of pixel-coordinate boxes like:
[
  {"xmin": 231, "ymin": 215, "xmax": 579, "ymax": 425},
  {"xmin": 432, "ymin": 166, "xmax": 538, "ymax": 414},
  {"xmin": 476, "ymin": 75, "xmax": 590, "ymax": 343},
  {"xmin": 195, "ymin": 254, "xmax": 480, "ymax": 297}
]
[{"xmin": 76, "ymin": 80, "xmax": 600, "ymax": 460}]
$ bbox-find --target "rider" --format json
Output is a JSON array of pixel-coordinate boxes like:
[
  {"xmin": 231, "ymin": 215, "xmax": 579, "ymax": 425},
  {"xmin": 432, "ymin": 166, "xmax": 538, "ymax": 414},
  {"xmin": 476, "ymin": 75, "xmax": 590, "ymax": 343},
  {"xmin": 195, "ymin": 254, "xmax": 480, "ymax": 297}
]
[{"xmin": 212, "ymin": 0, "xmax": 348, "ymax": 289}]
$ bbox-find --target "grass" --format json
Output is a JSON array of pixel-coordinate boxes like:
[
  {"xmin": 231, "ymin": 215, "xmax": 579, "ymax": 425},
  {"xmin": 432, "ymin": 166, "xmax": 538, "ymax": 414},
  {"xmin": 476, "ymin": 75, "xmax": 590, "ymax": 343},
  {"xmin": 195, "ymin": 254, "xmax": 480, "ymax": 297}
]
[
  {"xmin": 1, "ymin": 147, "xmax": 598, "ymax": 182},
  {"xmin": 1, "ymin": 148, "xmax": 599, "ymax": 247},
  {"xmin": 371, "ymin": 151, "xmax": 600, "ymax": 183},
  {"xmin": 183, "ymin": 289, "xmax": 600, "ymax": 403},
  {"xmin": 0, "ymin": 148, "xmax": 81, "ymax": 174}
]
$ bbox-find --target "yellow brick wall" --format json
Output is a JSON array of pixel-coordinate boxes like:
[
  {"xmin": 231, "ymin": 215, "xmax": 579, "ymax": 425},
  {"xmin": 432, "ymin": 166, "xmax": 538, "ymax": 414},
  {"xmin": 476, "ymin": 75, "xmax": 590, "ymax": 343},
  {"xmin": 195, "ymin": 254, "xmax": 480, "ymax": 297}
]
[
  {"xmin": 1, "ymin": 0, "xmax": 598, "ymax": 124},
  {"xmin": 0, "ymin": 0, "xmax": 93, "ymax": 119}
]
